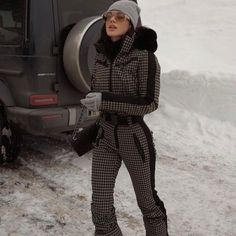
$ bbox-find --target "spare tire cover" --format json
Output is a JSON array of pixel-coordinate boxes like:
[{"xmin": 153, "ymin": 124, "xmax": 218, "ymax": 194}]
[{"xmin": 63, "ymin": 16, "xmax": 103, "ymax": 93}]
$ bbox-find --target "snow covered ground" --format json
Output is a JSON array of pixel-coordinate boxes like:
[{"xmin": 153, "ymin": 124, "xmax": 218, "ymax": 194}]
[{"xmin": 0, "ymin": 0, "xmax": 236, "ymax": 235}]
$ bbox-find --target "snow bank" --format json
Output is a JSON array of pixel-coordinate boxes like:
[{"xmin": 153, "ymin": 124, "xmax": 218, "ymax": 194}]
[
  {"xmin": 161, "ymin": 70, "xmax": 236, "ymax": 126},
  {"xmin": 144, "ymin": 69, "xmax": 236, "ymax": 160}
]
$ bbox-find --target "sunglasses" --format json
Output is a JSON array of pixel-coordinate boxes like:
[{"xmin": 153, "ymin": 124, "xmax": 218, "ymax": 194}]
[{"xmin": 103, "ymin": 11, "xmax": 130, "ymax": 23}]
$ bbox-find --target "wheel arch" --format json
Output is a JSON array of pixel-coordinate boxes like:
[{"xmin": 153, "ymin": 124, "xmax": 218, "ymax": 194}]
[{"xmin": 0, "ymin": 80, "xmax": 16, "ymax": 107}]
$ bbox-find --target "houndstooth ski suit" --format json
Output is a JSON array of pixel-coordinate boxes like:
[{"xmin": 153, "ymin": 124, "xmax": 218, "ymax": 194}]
[{"xmin": 90, "ymin": 27, "xmax": 168, "ymax": 236}]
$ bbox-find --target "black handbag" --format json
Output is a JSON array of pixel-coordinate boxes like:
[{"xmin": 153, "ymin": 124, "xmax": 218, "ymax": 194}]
[{"xmin": 70, "ymin": 107, "xmax": 99, "ymax": 156}]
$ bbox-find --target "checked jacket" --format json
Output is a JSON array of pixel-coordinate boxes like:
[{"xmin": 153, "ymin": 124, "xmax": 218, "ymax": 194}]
[{"xmin": 91, "ymin": 33, "xmax": 160, "ymax": 115}]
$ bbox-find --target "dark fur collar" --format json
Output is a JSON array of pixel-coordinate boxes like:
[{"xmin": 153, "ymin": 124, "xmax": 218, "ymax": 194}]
[
  {"xmin": 134, "ymin": 26, "xmax": 158, "ymax": 53},
  {"xmin": 95, "ymin": 26, "xmax": 158, "ymax": 56}
]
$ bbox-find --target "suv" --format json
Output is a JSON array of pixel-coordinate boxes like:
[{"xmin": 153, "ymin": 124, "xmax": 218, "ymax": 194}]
[{"xmin": 0, "ymin": 0, "xmax": 137, "ymax": 163}]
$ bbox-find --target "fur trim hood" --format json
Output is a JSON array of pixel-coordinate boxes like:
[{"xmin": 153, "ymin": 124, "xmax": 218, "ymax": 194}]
[
  {"xmin": 95, "ymin": 26, "xmax": 158, "ymax": 57},
  {"xmin": 133, "ymin": 26, "xmax": 158, "ymax": 53}
]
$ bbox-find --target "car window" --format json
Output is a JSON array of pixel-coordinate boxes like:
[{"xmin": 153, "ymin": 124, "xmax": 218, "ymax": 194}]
[{"xmin": 0, "ymin": 0, "xmax": 26, "ymax": 45}]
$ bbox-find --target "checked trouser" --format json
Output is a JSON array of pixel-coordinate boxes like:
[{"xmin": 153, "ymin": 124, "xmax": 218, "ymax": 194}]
[{"xmin": 91, "ymin": 118, "xmax": 168, "ymax": 236}]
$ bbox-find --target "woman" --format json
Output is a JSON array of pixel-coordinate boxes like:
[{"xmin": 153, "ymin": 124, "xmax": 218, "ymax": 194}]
[{"xmin": 81, "ymin": 0, "xmax": 169, "ymax": 235}]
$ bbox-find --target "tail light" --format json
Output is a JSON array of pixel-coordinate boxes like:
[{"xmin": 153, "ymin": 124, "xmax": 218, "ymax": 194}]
[{"xmin": 30, "ymin": 94, "xmax": 58, "ymax": 106}]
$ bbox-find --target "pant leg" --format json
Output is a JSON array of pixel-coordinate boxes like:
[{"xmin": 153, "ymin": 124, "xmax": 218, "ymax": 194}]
[
  {"xmin": 91, "ymin": 125, "xmax": 122, "ymax": 236},
  {"xmin": 118, "ymin": 122, "xmax": 168, "ymax": 236}
]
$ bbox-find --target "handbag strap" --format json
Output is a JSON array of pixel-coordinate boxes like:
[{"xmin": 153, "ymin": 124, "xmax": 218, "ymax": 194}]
[{"xmin": 72, "ymin": 106, "xmax": 87, "ymax": 141}]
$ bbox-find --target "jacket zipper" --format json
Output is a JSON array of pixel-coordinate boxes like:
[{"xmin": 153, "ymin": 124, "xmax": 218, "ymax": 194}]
[{"xmin": 109, "ymin": 60, "xmax": 120, "ymax": 149}]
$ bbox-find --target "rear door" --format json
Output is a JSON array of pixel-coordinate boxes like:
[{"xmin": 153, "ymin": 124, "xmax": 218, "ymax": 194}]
[{"xmin": 0, "ymin": 0, "xmax": 27, "ymax": 106}]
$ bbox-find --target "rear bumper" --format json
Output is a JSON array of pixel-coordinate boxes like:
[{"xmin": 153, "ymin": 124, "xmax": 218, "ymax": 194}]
[{"xmin": 6, "ymin": 105, "xmax": 98, "ymax": 136}]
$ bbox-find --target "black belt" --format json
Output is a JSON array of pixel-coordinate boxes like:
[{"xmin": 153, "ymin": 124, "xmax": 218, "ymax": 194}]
[{"xmin": 100, "ymin": 113, "xmax": 143, "ymax": 125}]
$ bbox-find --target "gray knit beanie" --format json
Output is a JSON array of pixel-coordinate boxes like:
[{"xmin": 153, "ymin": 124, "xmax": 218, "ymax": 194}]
[{"xmin": 105, "ymin": 0, "xmax": 141, "ymax": 28}]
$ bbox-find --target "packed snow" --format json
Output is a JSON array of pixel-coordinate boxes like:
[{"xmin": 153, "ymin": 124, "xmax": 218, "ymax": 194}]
[{"xmin": 0, "ymin": 0, "xmax": 235, "ymax": 236}]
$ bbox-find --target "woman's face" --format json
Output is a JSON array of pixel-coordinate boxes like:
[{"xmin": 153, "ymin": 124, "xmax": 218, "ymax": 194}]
[{"xmin": 104, "ymin": 10, "xmax": 131, "ymax": 42}]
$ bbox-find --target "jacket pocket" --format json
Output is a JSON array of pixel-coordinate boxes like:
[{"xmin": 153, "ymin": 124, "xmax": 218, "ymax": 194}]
[{"xmin": 133, "ymin": 133, "xmax": 145, "ymax": 163}]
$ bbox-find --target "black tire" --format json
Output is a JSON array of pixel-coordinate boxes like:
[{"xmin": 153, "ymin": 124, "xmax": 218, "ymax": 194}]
[{"xmin": 0, "ymin": 110, "xmax": 21, "ymax": 164}]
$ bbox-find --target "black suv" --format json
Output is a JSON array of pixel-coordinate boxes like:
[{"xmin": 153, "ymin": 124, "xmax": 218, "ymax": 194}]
[{"xmin": 0, "ymin": 0, "xmax": 137, "ymax": 163}]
